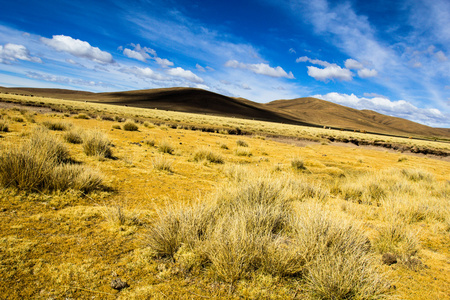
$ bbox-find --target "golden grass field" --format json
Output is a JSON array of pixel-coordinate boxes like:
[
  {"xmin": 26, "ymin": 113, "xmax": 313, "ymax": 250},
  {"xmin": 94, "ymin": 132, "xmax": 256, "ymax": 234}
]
[{"xmin": 0, "ymin": 93, "xmax": 449, "ymax": 299}]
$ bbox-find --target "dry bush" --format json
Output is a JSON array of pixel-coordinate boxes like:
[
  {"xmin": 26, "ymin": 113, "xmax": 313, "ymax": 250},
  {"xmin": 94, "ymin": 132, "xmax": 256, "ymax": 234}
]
[
  {"xmin": 144, "ymin": 139, "xmax": 155, "ymax": 147},
  {"xmin": 219, "ymin": 143, "xmax": 228, "ymax": 150},
  {"xmin": 373, "ymin": 220, "xmax": 419, "ymax": 260},
  {"xmin": 83, "ymin": 130, "xmax": 113, "ymax": 158},
  {"xmin": 74, "ymin": 113, "xmax": 89, "ymax": 119},
  {"xmin": 64, "ymin": 129, "xmax": 83, "ymax": 144},
  {"xmin": 158, "ymin": 140, "xmax": 174, "ymax": 154},
  {"xmin": 42, "ymin": 121, "xmax": 72, "ymax": 131},
  {"xmin": 193, "ymin": 148, "xmax": 224, "ymax": 164},
  {"xmin": 123, "ymin": 120, "xmax": 139, "ymax": 131},
  {"xmin": 147, "ymin": 176, "xmax": 389, "ymax": 297},
  {"xmin": 0, "ymin": 128, "xmax": 102, "ymax": 192},
  {"xmin": 152, "ymin": 155, "xmax": 173, "ymax": 172}
]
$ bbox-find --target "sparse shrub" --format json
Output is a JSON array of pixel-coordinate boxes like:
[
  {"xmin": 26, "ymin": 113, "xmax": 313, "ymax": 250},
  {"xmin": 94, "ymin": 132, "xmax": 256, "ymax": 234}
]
[
  {"xmin": 112, "ymin": 124, "xmax": 121, "ymax": 130},
  {"xmin": 123, "ymin": 121, "xmax": 139, "ymax": 131},
  {"xmin": 102, "ymin": 205, "xmax": 141, "ymax": 227},
  {"xmin": 83, "ymin": 130, "xmax": 113, "ymax": 158},
  {"xmin": 158, "ymin": 141, "xmax": 174, "ymax": 154},
  {"xmin": 193, "ymin": 148, "xmax": 224, "ymax": 164},
  {"xmin": 291, "ymin": 158, "xmax": 305, "ymax": 170},
  {"xmin": 64, "ymin": 130, "xmax": 83, "ymax": 144},
  {"xmin": 143, "ymin": 121, "xmax": 154, "ymax": 128},
  {"xmin": 42, "ymin": 121, "xmax": 72, "ymax": 131},
  {"xmin": 220, "ymin": 143, "xmax": 229, "ymax": 150},
  {"xmin": 114, "ymin": 116, "xmax": 125, "ymax": 122},
  {"xmin": 236, "ymin": 139, "xmax": 248, "ymax": 147},
  {"xmin": 152, "ymin": 155, "xmax": 173, "ymax": 172},
  {"xmin": 100, "ymin": 115, "xmax": 114, "ymax": 121},
  {"xmin": 47, "ymin": 164, "xmax": 103, "ymax": 193}
]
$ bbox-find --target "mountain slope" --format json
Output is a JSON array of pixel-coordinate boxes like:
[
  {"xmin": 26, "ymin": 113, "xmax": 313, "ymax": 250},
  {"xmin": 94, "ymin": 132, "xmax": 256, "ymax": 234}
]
[
  {"xmin": 265, "ymin": 97, "xmax": 450, "ymax": 138},
  {"xmin": 1, "ymin": 86, "xmax": 448, "ymax": 138}
]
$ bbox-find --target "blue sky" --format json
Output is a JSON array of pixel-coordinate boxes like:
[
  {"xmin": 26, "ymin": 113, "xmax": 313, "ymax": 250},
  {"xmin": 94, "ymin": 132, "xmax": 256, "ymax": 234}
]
[{"xmin": 0, "ymin": 0, "xmax": 449, "ymax": 127}]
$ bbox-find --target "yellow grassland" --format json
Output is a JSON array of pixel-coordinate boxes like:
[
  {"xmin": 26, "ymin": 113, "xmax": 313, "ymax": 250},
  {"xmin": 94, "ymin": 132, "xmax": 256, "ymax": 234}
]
[{"xmin": 0, "ymin": 94, "xmax": 449, "ymax": 299}]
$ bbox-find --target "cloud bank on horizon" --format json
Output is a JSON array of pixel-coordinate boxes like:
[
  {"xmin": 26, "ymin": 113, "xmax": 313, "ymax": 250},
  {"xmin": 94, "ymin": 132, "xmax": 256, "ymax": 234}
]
[{"xmin": 0, "ymin": 0, "xmax": 449, "ymax": 127}]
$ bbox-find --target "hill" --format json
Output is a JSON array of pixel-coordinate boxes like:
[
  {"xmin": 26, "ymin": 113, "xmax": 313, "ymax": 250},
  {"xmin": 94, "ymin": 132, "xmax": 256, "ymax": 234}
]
[
  {"xmin": 1, "ymin": 86, "xmax": 449, "ymax": 139},
  {"xmin": 265, "ymin": 97, "xmax": 450, "ymax": 138}
]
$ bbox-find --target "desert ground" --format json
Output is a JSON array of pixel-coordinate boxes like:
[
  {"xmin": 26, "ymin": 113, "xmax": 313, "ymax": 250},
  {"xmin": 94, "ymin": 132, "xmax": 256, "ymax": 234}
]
[{"xmin": 0, "ymin": 93, "xmax": 449, "ymax": 299}]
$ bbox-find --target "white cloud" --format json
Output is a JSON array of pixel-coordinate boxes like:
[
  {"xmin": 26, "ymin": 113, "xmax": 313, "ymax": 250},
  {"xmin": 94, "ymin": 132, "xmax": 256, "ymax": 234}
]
[
  {"xmin": 296, "ymin": 56, "xmax": 330, "ymax": 67},
  {"xmin": 435, "ymin": 50, "xmax": 448, "ymax": 62},
  {"xmin": 344, "ymin": 58, "xmax": 363, "ymax": 70},
  {"xmin": 313, "ymin": 92, "xmax": 449, "ymax": 127},
  {"xmin": 154, "ymin": 57, "xmax": 174, "ymax": 68},
  {"xmin": 41, "ymin": 35, "xmax": 113, "ymax": 64},
  {"xmin": 289, "ymin": 48, "xmax": 296, "ymax": 54},
  {"xmin": 166, "ymin": 67, "xmax": 204, "ymax": 83},
  {"xmin": 26, "ymin": 71, "xmax": 109, "ymax": 87},
  {"xmin": 225, "ymin": 60, "xmax": 294, "ymax": 79},
  {"xmin": 123, "ymin": 48, "xmax": 149, "ymax": 62},
  {"xmin": 0, "ymin": 43, "xmax": 42, "ymax": 64},
  {"xmin": 122, "ymin": 43, "xmax": 173, "ymax": 67},
  {"xmin": 307, "ymin": 65, "xmax": 353, "ymax": 81},
  {"xmin": 357, "ymin": 68, "xmax": 378, "ymax": 78},
  {"xmin": 121, "ymin": 66, "xmax": 167, "ymax": 81}
]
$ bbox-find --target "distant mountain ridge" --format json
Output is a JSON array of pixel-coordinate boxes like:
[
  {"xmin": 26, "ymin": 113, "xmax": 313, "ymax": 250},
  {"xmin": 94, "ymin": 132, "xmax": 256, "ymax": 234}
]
[{"xmin": 1, "ymin": 86, "xmax": 449, "ymax": 139}]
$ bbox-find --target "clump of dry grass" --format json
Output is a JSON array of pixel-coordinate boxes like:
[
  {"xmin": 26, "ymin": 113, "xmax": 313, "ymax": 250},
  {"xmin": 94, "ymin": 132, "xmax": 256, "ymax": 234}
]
[
  {"xmin": 158, "ymin": 140, "xmax": 174, "ymax": 154},
  {"xmin": 0, "ymin": 127, "xmax": 102, "ymax": 192},
  {"xmin": 291, "ymin": 157, "xmax": 305, "ymax": 170},
  {"xmin": 235, "ymin": 147, "xmax": 252, "ymax": 157},
  {"xmin": 82, "ymin": 130, "xmax": 113, "ymax": 158},
  {"xmin": 0, "ymin": 119, "xmax": 9, "ymax": 132},
  {"xmin": 147, "ymin": 175, "xmax": 389, "ymax": 297},
  {"xmin": 152, "ymin": 155, "xmax": 173, "ymax": 172},
  {"xmin": 123, "ymin": 120, "xmax": 139, "ymax": 131},
  {"xmin": 64, "ymin": 129, "xmax": 83, "ymax": 144},
  {"xmin": 236, "ymin": 139, "xmax": 248, "ymax": 147},
  {"xmin": 42, "ymin": 121, "xmax": 72, "ymax": 131},
  {"xmin": 193, "ymin": 148, "xmax": 224, "ymax": 164},
  {"xmin": 74, "ymin": 113, "xmax": 89, "ymax": 119}
]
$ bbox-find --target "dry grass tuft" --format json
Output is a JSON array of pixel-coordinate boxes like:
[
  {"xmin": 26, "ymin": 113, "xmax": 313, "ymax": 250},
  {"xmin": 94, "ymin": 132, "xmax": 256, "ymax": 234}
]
[
  {"xmin": 158, "ymin": 140, "xmax": 175, "ymax": 154},
  {"xmin": 291, "ymin": 157, "xmax": 306, "ymax": 170},
  {"xmin": 64, "ymin": 129, "xmax": 83, "ymax": 144},
  {"xmin": 152, "ymin": 155, "xmax": 174, "ymax": 172},
  {"xmin": 193, "ymin": 148, "xmax": 224, "ymax": 164},
  {"xmin": 42, "ymin": 121, "xmax": 72, "ymax": 131},
  {"xmin": 236, "ymin": 139, "xmax": 249, "ymax": 147},
  {"xmin": 147, "ymin": 176, "xmax": 389, "ymax": 297},
  {"xmin": 0, "ymin": 127, "xmax": 102, "ymax": 192},
  {"xmin": 82, "ymin": 130, "xmax": 113, "ymax": 158},
  {"xmin": 123, "ymin": 120, "xmax": 139, "ymax": 131}
]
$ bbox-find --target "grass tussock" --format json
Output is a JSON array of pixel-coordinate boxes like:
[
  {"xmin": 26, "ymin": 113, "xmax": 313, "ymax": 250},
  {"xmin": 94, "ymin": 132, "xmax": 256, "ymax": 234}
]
[
  {"xmin": 193, "ymin": 148, "xmax": 224, "ymax": 164},
  {"xmin": 0, "ymin": 127, "xmax": 102, "ymax": 192},
  {"xmin": 147, "ymin": 176, "xmax": 390, "ymax": 298},
  {"xmin": 158, "ymin": 140, "xmax": 175, "ymax": 154},
  {"xmin": 235, "ymin": 147, "xmax": 252, "ymax": 157},
  {"xmin": 123, "ymin": 120, "xmax": 139, "ymax": 131},
  {"xmin": 82, "ymin": 130, "xmax": 113, "ymax": 158},
  {"xmin": 63, "ymin": 129, "xmax": 84, "ymax": 144},
  {"xmin": 236, "ymin": 139, "xmax": 249, "ymax": 147},
  {"xmin": 291, "ymin": 157, "xmax": 306, "ymax": 170},
  {"xmin": 152, "ymin": 155, "xmax": 173, "ymax": 172},
  {"xmin": 42, "ymin": 120, "xmax": 72, "ymax": 131},
  {"xmin": 0, "ymin": 120, "xmax": 9, "ymax": 132}
]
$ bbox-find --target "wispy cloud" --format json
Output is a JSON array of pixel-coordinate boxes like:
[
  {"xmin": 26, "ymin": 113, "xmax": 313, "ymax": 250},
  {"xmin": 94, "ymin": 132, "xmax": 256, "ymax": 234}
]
[
  {"xmin": 120, "ymin": 43, "xmax": 174, "ymax": 67},
  {"xmin": 26, "ymin": 71, "xmax": 110, "ymax": 87},
  {"xmin": 225, "ymin": 60, "xmax": 294, "ymax": 78},
  {"xmin": 41, "ymin": 35, "xmax": 114, "ymax": 64},
  {"xmin": 0, "ymin": 43, "xmax": 42, "ymax": 64},
  {"xmin": 166, "ymin": 67, "xmax": 204, "ymax": 83},
  {"xmin": 307, "ymin": 65, "xmax": 353, "ymax": 81}
]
